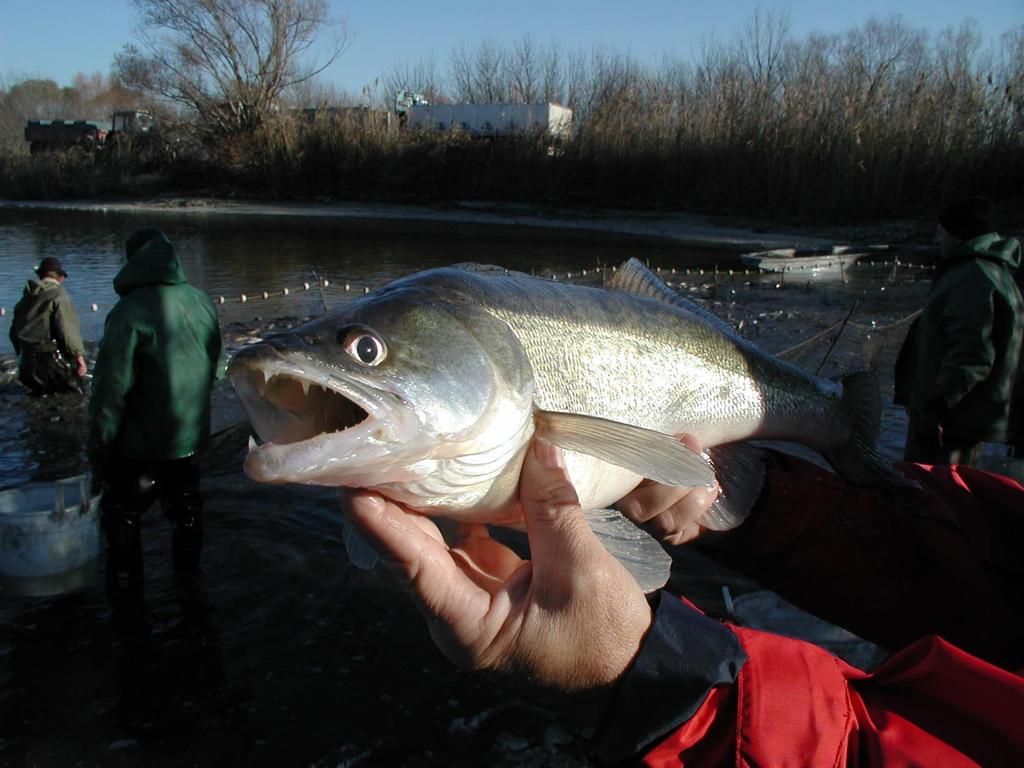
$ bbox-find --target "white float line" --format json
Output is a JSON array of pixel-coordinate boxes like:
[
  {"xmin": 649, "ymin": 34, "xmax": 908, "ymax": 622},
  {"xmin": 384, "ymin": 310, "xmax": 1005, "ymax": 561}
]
[{"xmin": 0, "ymin": 260, "xmax": 937, "ymax": 320}]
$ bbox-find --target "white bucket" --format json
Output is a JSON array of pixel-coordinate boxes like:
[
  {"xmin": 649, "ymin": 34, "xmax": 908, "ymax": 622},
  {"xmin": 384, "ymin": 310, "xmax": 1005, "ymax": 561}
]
[{"xmin": 0, "ymin": 474, "xmax": 102, "ymax": 595}]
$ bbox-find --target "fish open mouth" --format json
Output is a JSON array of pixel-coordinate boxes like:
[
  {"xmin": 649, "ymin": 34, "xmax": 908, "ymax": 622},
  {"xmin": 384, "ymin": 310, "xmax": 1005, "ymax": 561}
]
[{"xmin": 234, "ymin": 366, "xmax": 371, "ymax": 446}]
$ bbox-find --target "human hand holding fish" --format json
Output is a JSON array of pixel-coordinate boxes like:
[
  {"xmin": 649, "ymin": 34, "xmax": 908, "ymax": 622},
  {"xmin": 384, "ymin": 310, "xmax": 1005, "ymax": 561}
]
[
  {"xmin": 338, "ymin": 437, "xmax": 653, "ymax": 701},
  {"xmin": 614, "ymin": 434, "xmax": 722, "ymax": 546}
]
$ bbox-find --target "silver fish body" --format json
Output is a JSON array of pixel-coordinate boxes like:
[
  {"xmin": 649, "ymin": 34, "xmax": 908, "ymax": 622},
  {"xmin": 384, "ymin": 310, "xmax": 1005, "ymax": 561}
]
[
  {"xmin": 229, "ymin": 260, "xmax": 911, "ymax": 590},
  {"xmin": 229, "ymin": 260, "xmax": 903, "ymax": 536}
]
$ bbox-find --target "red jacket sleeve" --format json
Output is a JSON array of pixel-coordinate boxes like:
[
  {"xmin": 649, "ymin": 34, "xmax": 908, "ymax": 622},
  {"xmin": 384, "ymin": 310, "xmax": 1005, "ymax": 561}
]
[
  {"xmin": 700, "ymin": 452, "xmax": 1024, "ymax": 670},
  {"xmin": 644, "ymin": 625, "xmax": 1024, "ymax": 767}
]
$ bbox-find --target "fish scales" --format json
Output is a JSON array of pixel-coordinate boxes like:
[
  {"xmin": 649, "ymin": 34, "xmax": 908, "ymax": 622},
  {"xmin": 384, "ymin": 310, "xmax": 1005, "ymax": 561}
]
[{"xmin": 438, "ymin": 270, "xmax": 839, "ymax": 448}]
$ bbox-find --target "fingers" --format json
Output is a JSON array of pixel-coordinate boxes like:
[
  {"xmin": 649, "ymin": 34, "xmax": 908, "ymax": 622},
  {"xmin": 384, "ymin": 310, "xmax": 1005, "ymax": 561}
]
[
  {"xmin": 676, "ymin": 433, "xmax": 704, "ymax": 457},
  {"xmin": 614, "ymin": 434, "xmax": 719, "ymax": 544},
  {"xmin": 519, "ymin": 439, "xmax": 602, "ymax": 581},
  {"xmin": 617, "ymin": 481, "xmax": 694, "ymax": 524}
]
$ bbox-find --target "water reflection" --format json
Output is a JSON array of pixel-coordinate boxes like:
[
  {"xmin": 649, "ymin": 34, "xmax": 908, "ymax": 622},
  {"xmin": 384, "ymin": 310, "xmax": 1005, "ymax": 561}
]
[{"xmin": 1, "ymin": 207, "xmax": 720, "ymax": 357}]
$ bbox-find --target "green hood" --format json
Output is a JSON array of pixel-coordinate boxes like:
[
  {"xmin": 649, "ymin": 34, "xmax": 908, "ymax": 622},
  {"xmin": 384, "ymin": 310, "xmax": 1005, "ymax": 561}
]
[
  {"xmin": 949, "ymin": 233, "xmax": 1022, "ymax": 271},
  {"xmin": 88, "ymin": 232, "xmax": 223, "ymax": 463},
  {"xmin": 113, "ymin": 231, "xmax": 187, "ymax": 296}
]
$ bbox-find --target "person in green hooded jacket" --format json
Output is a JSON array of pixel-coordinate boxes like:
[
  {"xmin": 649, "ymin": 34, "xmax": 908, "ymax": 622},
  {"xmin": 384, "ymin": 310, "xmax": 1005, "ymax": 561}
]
[
  {"xmin": 894, "ymin": 196, "xmax": 1024, "ymax": 466},
  {"xmin": 9, "ymin": 256, "xmax": 88, "ymax": 395},
  {"xmin": 88, "ymin": 228, "xmax": 224, "ymax": 589}
]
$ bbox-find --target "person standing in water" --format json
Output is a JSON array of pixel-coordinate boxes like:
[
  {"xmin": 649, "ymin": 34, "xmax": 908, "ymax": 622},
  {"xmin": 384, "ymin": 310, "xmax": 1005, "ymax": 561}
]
[
  {"xmin": 9, "ymin": 256, "xmax": 88, "ymax": 395},
  {"xmin": 88, "ymin": 228, "xmax": 224, "ymax": 590},
  {"xmin": 895, "ymin": 196, "xmax": 1024, "ymax": 465}
]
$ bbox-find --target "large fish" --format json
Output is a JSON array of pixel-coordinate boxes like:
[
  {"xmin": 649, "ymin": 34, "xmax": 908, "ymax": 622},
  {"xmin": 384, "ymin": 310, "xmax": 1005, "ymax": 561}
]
[{"xmin": 228, "ymin": 259, "xmax": 910, "ymax": 590}]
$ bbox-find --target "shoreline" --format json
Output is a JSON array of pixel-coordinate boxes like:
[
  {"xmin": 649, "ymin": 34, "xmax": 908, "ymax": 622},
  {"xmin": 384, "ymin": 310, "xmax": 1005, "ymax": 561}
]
[{"xmin": 0, "ymin": 197, "xmax": 930, "ymax": 253}]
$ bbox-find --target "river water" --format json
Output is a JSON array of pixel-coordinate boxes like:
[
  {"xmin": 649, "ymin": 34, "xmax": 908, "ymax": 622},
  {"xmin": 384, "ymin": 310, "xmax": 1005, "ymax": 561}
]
[{"xmin": 0, "ymin": 205, "xmax": 931, "ymax": 767}]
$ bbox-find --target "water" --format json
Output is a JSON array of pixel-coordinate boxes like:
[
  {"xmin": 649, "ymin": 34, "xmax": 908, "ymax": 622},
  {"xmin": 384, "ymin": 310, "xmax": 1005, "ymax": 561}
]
[
  {"xmin": 0, "ymin": 206, "xmax": 733, "ymax": 357},
  {"xmin": 0, "ymin": 205, "xmax": 932, "ymax": 767}
]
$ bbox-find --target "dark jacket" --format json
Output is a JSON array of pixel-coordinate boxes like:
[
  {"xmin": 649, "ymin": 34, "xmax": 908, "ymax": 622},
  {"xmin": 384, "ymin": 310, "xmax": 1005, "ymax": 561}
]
[
  {"xmin": 88, "ymin": 233, "xmax": 224, "ymax": 464},
  {"xmin": 894, "ymin": 233, "xmax": 1024, "ymax": 442},
  {"xmin": 9, "ymin": 277, "xmax": 85, "ymax": 358}
]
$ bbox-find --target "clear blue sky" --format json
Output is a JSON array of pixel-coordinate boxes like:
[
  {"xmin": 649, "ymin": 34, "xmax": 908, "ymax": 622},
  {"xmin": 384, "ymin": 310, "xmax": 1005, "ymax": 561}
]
[{"xmin": 1, "ymin": 0, "xmax": 1020, "ymax": 97}]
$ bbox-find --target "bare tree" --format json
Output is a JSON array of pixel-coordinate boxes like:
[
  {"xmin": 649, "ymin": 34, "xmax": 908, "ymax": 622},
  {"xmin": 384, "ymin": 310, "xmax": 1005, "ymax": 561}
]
[
  {"xmin": 541, "ymin": 44, "xmax": 565, "ymax": 104},
  {"xmin": 474, "ymin": 41, "xmax": 508, "ymax": 102},
  {"xmin": 507, "ymin": 35, "xmax": 540, "ymax": 103},
  {"xmin": 448, "ymin": 41, "xmax": 508, "ymax": 103},
  {"xmin": 563, "ymin": 48, "xmax": 589, "ymax": 113},
  {"xmin": 114, "ymin": 0, "xmax": 349, "ymax": 136},
  {"xmin": 382, "ymin": 55, "xmax": 447, "ymax": 106},
  {"xmin": 994, "ymin": 25, "xmax": 1024, "ymax": 140},
  {"xmin": 448, "ymin": 45, "xmax": 476, "ymax": 103},
  {"xmin": 735, "ymin": 8, "xmax": 792, "ymax": 131}
]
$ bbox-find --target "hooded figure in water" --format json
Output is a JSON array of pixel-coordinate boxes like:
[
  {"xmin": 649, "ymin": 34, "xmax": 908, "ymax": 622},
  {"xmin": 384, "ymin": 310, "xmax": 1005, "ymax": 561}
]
[
  {"xmin": 87, "ymin": 228, "xmax": 224, "ymax": 589},
  {"xmin": 895, "ymin": 196, "xmax": 1024, "ymax": 466}
]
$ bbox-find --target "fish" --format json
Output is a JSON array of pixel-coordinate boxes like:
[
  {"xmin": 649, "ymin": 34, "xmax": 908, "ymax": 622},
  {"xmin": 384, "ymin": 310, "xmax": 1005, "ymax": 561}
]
[{"xmin": 228, "ymin": 258, "xmax": 911, "ymax": 591}]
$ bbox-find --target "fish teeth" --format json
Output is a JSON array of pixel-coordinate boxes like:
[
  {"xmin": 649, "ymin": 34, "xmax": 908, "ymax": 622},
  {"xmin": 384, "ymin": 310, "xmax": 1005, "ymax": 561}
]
[
  {"xmin": 248, "ymin": 435, "xmax": 259, "ymax": 452},
  {"xmin": 301, "ymin": 380, "xmax": 311, "ymax": 396}
]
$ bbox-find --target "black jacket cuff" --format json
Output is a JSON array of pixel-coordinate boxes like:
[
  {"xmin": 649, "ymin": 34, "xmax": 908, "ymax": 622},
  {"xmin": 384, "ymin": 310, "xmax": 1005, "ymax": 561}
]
[{"xmin": 592, "ymin": 591, "xmax": 747, "ymax": 763}]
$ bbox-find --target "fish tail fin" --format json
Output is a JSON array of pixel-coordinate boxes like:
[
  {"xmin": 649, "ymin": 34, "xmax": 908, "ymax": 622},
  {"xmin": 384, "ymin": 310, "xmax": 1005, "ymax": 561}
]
[
  {"xmin": 700, "ymin": 442, "xmax": 767, "ymax": 530},
  {"xmin": 584, "ymin": 508, "xmax": 671, "ymax": 593},
  {"xmin": 826, "ymin": 371, "xmax": 919, "ymax": 493}
]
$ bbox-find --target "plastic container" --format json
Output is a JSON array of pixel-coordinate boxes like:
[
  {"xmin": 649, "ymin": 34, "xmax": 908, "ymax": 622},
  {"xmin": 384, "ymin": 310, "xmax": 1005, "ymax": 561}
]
[{"xmin": 0, "ymin": 474, "xmax": 101, "ymax": 596}]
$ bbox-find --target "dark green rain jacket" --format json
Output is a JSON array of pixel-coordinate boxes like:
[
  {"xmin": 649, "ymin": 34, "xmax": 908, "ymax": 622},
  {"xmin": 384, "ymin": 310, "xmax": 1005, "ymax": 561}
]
[
  {"xmin": 88, "ymin": 233, "xmax": 224, "ymax": 463},
  {"xmin": 9, "ymin": 277, "xmax": 85, "ymax": 357},
  {"xmin": 895, "ymin": 232, "xmax": 1024, "ymax": 442}
]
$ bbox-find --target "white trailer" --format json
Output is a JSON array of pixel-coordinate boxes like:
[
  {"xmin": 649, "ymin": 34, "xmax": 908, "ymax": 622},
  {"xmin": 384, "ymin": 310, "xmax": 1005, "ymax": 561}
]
[{"xmin": 404, "ymin": 102, "xmax": 572, "ymax": 140}]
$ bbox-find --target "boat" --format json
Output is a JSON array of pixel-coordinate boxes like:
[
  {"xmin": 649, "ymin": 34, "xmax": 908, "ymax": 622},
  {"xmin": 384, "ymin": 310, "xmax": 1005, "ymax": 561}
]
[{"xmin": 739, "ymin": 245, "xmax": 876, "ymax": 274}]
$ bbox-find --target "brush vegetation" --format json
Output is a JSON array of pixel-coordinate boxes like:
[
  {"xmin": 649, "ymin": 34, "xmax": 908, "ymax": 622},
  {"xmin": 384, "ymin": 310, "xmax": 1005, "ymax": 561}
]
[{"xmin": 2, "ymin": 14, "xmax": 1022, "ymax": 219}]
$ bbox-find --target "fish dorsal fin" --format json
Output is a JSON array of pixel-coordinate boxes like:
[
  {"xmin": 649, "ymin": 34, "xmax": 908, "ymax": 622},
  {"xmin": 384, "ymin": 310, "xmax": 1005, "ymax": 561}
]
[
  {"xmin": 607, "ymin": 257, "xmax": 681, "ymax": 302},
  {"xmin": 584, "ymin": 508, "xmax": 671, "ymax": 592},
  {"xmin": 608, "ymin": 258, "xmax": 739, "ymax": 337},
  {"xmin": 536, "ymin": 410, "xmax": 715, "ymax": 488}
]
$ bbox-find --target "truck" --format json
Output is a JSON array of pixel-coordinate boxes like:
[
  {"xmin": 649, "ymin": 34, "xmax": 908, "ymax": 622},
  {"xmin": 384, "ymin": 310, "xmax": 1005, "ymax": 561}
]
[
  {"xmin": 24, "ymin": 119, "xmax": 106, "ymax": 155},
  {"xmin": 24, "ymin": 109, "xmax": 156, "ymax": 155},
  {"xmin": 395, "ymin": 92, "xmax": 572, "ymax": 140}
]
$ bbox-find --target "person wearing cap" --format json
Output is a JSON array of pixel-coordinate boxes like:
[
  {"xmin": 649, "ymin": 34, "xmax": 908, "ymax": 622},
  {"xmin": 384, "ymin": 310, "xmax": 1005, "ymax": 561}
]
[
  {"xmin": 895, "ymin": 196, "xmax": 1024, "ymax": 465},
  {"xmin": 87, "ymin": 228, "xmax": 224, "ymax": 590},
  {"xmin": 9, "ymin": 256, "xmax": 88, "ymax": 395}
]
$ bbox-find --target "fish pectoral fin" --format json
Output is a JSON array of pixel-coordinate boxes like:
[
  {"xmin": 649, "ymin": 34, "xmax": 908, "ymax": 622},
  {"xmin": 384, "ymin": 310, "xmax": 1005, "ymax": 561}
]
[
  {"xmin": 341, "ymin": 516, "xmax": 380, "ymax": 571},
  {"xmin": 537, "ymin": 411, "xmax": 715, "ymax": 487},
  {"xmin": 584, "ymin": 508, "xmax": 671, "ymax": 593}
]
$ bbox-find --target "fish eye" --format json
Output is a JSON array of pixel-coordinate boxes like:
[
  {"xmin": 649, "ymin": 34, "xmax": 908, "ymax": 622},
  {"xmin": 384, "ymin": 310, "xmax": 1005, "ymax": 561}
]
[{"xmin": 338, "ymin": 327, "xmax": 386, "ymax": 366}]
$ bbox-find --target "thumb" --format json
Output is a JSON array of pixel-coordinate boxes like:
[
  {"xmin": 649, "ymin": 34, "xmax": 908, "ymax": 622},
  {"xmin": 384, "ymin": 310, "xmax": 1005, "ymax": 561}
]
[{"xmin": 519, "ymin": 438, "xmax": 599, "ymax": 579}]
